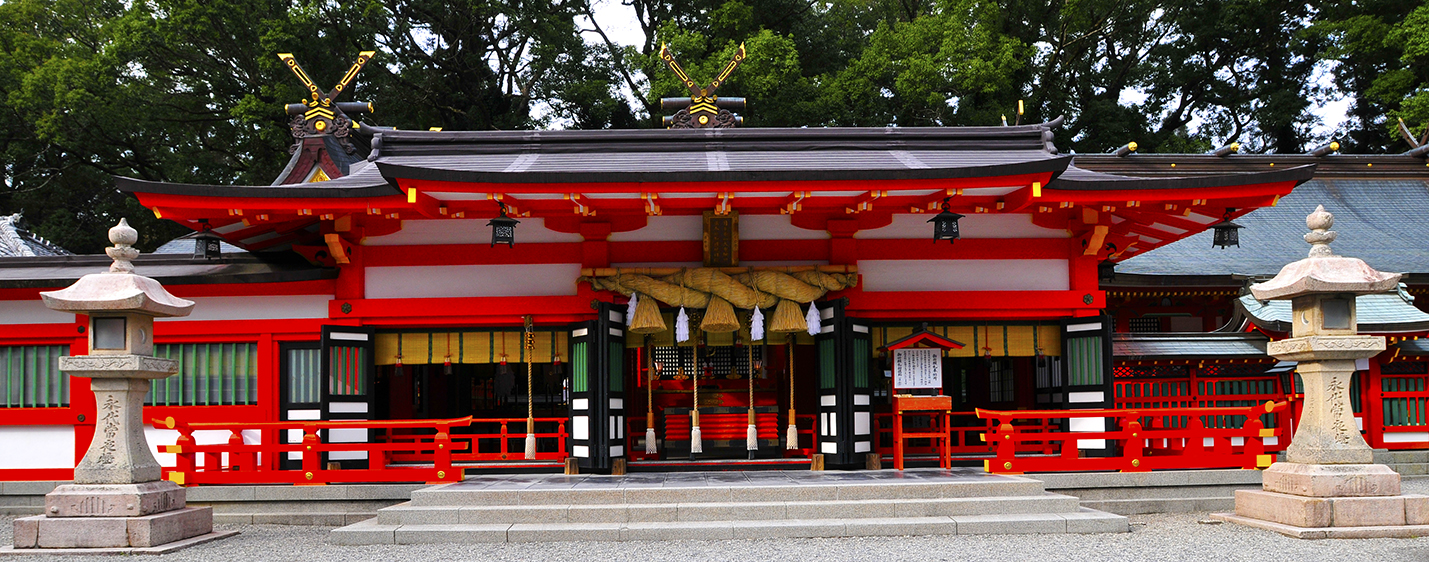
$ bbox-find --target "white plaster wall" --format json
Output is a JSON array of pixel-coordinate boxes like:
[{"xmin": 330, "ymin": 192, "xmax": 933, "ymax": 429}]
[
  {"xmin": 155, "ymin": 295, "xmax": 330, "ymax": 322},
  {"xmin": 855, "ymin": 213, "xmax": 1070, "ymax": 239},
  {"xmin": 363, "ymin": 218, "xmax": 582, "ymax": 246},
  {"xmin": 739, "ymin": 215, "xmax": 830, "ymax": 240},
  {"xmin": 858, "ymin": 259, "xmax": 1070, "ymax": 292},
  {"xmin": 0, "ymin": 426, "xmax": 74, "ymax": 468},
  {"xmin": 0, "ymin": 301, "xmax": 75, "ymax": 325},
  {"xmin": 608, "ymin": 216, "xmax": 702, "ymax": 242},
  {"xmin": 365, "ymin": 263, "xmax": 582, "ymax": 299}
]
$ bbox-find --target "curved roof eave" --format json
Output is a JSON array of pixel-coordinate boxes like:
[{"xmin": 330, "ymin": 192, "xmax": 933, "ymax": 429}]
[
  {"xmin": 116, "ymin": 176, "xmax": 400, "ymax": 199},
  {"xmin": 1048, "ymin": 164, "xmax": 1316, "ymax": 192},
  {"xmin": 373, "ymin": 155, "xmax": 1073, "ymax": 186}
]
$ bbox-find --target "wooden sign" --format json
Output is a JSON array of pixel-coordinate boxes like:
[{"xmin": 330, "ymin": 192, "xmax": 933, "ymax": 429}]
[{"xmin": 893, "ymin": 348, "xmax": 942, "ymax": 389}]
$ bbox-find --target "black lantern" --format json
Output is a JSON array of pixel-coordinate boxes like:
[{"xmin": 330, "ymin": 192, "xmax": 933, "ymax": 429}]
[
  {"xmin": 193, "ymin": 219, "xmax": 223, "ymax": 260},
  {"xmin": 1210, "ymin": 208, "xmax": 1244, "ymax": 249},
  {"xmin": 488, "ymin": 200, "xmax": 520, "ymax": 247},
  {"xmin": 927, "ymin": 197, "xmax": 965, "ymax": 243}
]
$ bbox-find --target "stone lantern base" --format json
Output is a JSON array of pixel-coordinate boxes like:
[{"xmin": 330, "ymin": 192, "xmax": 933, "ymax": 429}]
[
  {"xmin": 6, "ymin": 481, "xmax": 234, "ymax": 553},
  {"xmin": 1212, "ymin": 462, "xmax": 1429, "ymax": 538}
]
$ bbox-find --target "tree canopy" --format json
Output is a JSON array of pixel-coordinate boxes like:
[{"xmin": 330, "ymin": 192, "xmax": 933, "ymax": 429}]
[{"xmin": 2, "ymin": 0, "xmax": 1424, "ymax": 252}]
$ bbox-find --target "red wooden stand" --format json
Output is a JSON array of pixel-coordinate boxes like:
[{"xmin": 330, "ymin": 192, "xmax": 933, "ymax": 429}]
[{"xmin": 892, "ymin": 395, "xmax": 953, "ymax": 470}]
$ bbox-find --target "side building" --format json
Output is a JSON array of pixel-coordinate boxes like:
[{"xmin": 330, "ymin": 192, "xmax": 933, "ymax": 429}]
[{"xmin": 1084, "ymin": 152, "xmax": 1429, "ymax": 454}]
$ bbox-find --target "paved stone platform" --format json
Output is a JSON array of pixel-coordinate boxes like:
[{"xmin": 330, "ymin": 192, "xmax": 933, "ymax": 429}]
[{"xmin": 331, "ymin": 468, "xmax": 1128, "ymax": 544}]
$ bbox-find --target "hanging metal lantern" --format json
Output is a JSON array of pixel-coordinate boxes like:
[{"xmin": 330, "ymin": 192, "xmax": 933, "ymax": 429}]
[
  {"xmin": 192, "ymin": 219, "xmax": 223, "ymax": 260},
  {"xmin": 488, "ymin": 200, "xmax": 520, "ymax": 247},
  {"xmin": 927, "ymin": 197, "xmax": 964, "ymax": 243},
  {"xmin": 1211, "ymin": 208, "xmax": 1244, "ymax": 249}
]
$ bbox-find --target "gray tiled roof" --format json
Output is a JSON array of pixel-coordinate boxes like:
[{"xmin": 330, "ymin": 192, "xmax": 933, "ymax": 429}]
[
  {"xmin": 1115, "ymin": 179, "xmax": 1429, "ymax": 276},
  {"xmin": 1112, "ymin": 332, "xmax": 1269, "ymax": 360},
  {"xmin": 1397, "ymin": 339, "xmax": 1429, "ymax": 355},
  {"xmin": 1236, "ymin": 291, "xmax": 1429, "ymax": 334},
  {"xmin": 0, "ymin": 214, "xmax": 70, "ymax": 257}
]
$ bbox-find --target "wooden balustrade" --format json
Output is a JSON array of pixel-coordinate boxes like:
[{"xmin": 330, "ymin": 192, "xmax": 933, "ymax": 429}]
[
  {"xmin": 149, "ymin": 415, "xmax": 568, "ymax": 486},
  {"xmin": 976, "ymin": 401, "xmax": 1289, "ymax": 474}
]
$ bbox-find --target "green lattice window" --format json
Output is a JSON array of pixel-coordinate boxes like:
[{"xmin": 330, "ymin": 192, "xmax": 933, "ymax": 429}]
[
  {"xmin": 1067, "ymin": 337, "xmax": 1105, "ymax": 386},
  {"xmin": 147, "ymin": 343, "xmax": 257, "ymax": 406},
  {"xmin": 572, "ymin": 341, "xmax": 588, "ymax": 393},
  {"xmin": 1, "ymin": 345, "xmax": 69, "ymax": 408}
]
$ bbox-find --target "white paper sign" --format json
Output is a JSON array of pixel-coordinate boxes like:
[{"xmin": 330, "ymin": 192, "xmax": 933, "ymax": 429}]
[{"xmin": 893, "ymin": 348, "xmax": 942, "ymax": 389}]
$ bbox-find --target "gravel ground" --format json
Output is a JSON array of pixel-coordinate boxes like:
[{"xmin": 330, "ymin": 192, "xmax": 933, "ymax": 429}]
[{"xmin": 0, "ymin": 478, "xmax": 1426, "ymax": 562}]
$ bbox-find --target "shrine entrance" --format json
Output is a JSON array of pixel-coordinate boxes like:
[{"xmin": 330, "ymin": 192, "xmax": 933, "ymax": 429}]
[{"xmin": 623, "ymin": 312, "xmax": 822, "ymax": 464}]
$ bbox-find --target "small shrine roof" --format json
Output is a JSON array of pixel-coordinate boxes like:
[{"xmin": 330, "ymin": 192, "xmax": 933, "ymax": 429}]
[
  {"xmin": 1236, "ymin": 292, "xmax": 1429, "ymax": 334},
  {"xmin": 1113, "ymin": 178, "xmax": 1429, "ymax": 278},
  {"xmin": 0, "ymin": 253, "xmax": 331, "ymax": 289},
  {"xmin": 1112, "ymin": 332, "xmax": 1269, "ymax": 360}
]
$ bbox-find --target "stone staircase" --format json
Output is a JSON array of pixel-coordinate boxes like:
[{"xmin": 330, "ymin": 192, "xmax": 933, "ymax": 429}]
[
  {"xmin": 1035, "ymin": 469, "xmax": 1264, "ymax": 515},
  {"xmin": 330, "ymin": 469, "xmax": 1127, "ymax": 544},
  {"xmin": 1374, "ymin": 449, "xmax": 1429, "ymax": 477}
]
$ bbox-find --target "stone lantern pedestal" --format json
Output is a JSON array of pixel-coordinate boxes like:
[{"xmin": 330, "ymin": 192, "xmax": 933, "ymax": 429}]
[
  {"xmin": 1213, "ymin": 206, "xmax": 1429, "ymax": 538},
  {"xmin": 4, "ymin": 220, "xmax": 234, "ymax": 554}
]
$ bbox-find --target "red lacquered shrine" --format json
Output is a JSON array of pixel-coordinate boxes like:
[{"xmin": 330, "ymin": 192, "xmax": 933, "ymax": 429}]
[{"xmin": 0, "ymin": 77, "xmax": 1316, "ymax": 478}]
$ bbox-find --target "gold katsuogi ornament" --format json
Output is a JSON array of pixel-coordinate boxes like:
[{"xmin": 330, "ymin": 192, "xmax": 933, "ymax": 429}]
[{"xmin": 659, "ymin": 42, "xmax": 747, "ymax": 128}]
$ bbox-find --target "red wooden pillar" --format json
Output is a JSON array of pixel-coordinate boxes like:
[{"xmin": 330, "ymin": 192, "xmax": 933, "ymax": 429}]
[
  {"xmin": 1068, "ymin": 255, "xmax": 1100, "ymax": 318},
  {"xmin": 335, "ymin": 242, "xmax": 364, "ymax": 300},
  {"xmin": 580, "ymin": 222, "xmax": 612, "ymax": 268},
  {"xmin": 71, "ymin": 314, "xmax": 94, "ymax": 469},
  {"xmin": 1365, "ymin": 357, "xmax": 1384, "ymax": 448},
  {"xmin": 827, "ymin": 219, "xmax": 858, "ymax": 265}
]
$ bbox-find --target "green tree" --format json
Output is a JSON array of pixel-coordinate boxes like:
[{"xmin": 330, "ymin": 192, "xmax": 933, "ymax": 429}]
[{"xmin": 1316, "ymin": 0, "xmax": 1429, "ymax": 153}]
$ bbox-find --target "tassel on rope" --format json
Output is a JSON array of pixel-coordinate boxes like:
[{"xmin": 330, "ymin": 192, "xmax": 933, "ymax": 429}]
[
  {"xmin": 750, "ymin": 306, "xmax": 765, "ymax": 342},
  {"xmin": 746, "ymin": 334, "xmax": 758, "ymax": 456},
  {"xmin": 805, "ymin": 302, "xmax": 820, "ymax": 336},
  {"xmin": 786, "ymin": 334, "xmax": 798, "ymax": 450},
  {"xmin": 675, "ymin": 270, "xmax": 691, "ymax": 343},
  {"xmin": 523, "ymin": 315, "xmax": 536, "ymax": 460},
  {"xmin": 691, "ymin": 344, "xmax": 703, "ymax": 455},
  {"xmin": 645, "ymin": 341, "xmax": 657, "ymax": 455},
  {"xmin": 675, "ymin": 306, "xmax": 690, "ymax": 342}
]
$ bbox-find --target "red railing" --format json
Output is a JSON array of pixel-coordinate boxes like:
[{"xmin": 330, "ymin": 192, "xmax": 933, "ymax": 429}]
[
  {"xmin": 874, "ymin": 412, "xmax": 1059, "ymax": 460},
  {"xmin": 976, "ymin": 401, "xmax": 1289, "ymax": 474},
  {"xmin": 1114, "ymin": 375, "xmax": 1294, "ymax": 453},
  {"xmin": 383, "ymin": 417, "xmax": 568, "ymax": 463},
  {"xmin": 1376, "ymin": 374, "xmax": 1429, "ymax": 449},
  {"xmin": 150, "ymin": 415, "xmax": 567, "ymax": 486}
]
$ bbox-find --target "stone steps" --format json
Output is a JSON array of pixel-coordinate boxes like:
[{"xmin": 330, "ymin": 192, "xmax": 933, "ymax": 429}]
[
  {"xmin": 1034, "ymin": 469, "xmax": 1265, "ymax": 516},
  {"xmin": 407, "ymin": 478, "xmax": 1047, "ymax": 507},
  {"xmin": 1373, "ymin": 450, "xmax": 1429, "ymax": 464},
  {"xmin": 378, "ymin": 494, "xmax": 1080, "ymax": 525},
  {"xmin": 1373, "ymin": 450, "xmax": 1429, "ymax": 476},
  {"xmin": 331, "ymin": 469, "xmax": 1128, "ymax": 544},
  {"xmin": 333, "ymin": 508, "xmax": 1127, "ymax": 544}
]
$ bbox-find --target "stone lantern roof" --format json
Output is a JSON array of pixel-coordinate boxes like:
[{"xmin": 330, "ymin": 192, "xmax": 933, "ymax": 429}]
[
  {"xmin": 39, "ymin": 219, "xmax": 193, "ymax": 317},
  {"xmin": 1249, "ymin": 205, "xmax": 1401, "ymax": 301}
]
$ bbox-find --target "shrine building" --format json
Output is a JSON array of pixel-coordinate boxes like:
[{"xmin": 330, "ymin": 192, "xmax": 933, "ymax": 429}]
[{"xmin": 0, "ymin": 50, "xmax": 1373, "ymax": 481}]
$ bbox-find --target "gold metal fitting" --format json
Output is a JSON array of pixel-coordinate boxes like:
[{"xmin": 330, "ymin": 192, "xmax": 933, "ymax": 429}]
[
  {"xmin": 1003, "ymin": 462, "xmax": 1012, "ymax": 470},
  {"xmin": 305, "ymin": 472, "xmax": 314, "ymax": 480},
  {"xmin": 438, "ymin": 471, "xmax": 446, "ymax": 479},
  {"xmin": 1131, "ymin": 459, "xmax": 1141, "ymax": 467}
]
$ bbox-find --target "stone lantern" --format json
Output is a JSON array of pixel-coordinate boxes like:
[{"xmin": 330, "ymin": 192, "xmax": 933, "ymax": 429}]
[
  {"xmin": 1214, "ymin": 206, "xmax": 1429, "ymax": 537},
  {"xmin": 10, "ymin": 219, "xmax": 229, "ymax": 552}
]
